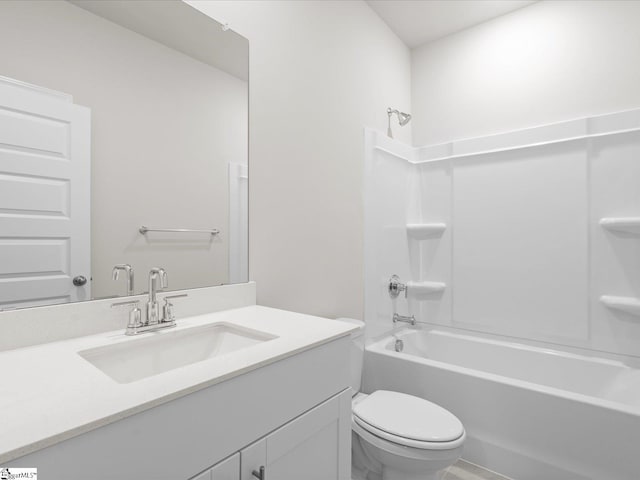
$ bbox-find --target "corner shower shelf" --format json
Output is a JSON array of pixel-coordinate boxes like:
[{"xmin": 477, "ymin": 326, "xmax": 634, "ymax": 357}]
[
  {"xmin": 600, "ymin": 295, "xmax": 640, "ymax": 316},
  {"xmin": 599, "ymin": 217, "xmax": 640, "ymax": 234},
  {"xmin": 406, "ymin": 223, "xmax": 447, "ymax": 239},
  {"xmin": 406, "ymin": 281, "xmax": 446, "ymax": 299}
]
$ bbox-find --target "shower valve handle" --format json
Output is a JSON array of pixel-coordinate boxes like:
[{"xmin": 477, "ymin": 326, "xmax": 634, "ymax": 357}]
[{"xmin": 388, "ymin": 275, "xmax": 407, "ymax": 299}]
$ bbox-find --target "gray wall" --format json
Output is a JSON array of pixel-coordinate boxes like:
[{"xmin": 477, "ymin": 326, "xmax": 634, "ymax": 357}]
[{"xmin": 189, "ymin": 0, "xmax": 412, "ymax": 320}]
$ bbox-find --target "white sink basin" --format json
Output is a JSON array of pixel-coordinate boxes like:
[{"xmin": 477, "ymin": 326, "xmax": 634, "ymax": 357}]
[{"xmin": 79, "ymin": 322, "xmax": 277, "ymax": 384}]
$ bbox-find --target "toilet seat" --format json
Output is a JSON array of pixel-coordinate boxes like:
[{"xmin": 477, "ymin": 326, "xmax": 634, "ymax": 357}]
[
  {"xmin": 353, "ymin": 390, "xmax": 465, "ymax": 450},
  {"xmin": 353, "ymin": 415, "xmax": 465, "ymax": 450}
]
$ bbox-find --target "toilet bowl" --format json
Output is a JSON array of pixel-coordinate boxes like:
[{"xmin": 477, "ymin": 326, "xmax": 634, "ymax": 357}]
[
  {"xmin": 352, "ymin": 391, "xmax": 465, "ymax": 480},
  {"xmin": 336, "ymin": 318, "xmax": 465, "ymax": 480}
]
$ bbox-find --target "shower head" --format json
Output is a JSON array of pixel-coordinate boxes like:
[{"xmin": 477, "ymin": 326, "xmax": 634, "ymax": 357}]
[
  {"xmin": 386, "ymin": 107, "xmax": 411, "ymax": 138},
  {"xmin": 398, "ymin": 111, "xmax": 411, "ymax": 126}
]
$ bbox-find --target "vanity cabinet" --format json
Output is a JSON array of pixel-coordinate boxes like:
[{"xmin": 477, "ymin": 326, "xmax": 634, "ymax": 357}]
[
  {"xmin": 5, "ymin": 336, "xmax": 352, "ymax": 480},
  {"xmin": 194, "ymin": 390, "xmax": 350, "ymax": 480}
]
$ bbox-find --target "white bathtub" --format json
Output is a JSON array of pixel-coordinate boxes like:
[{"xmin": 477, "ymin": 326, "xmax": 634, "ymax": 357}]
[{"xmin": 363, "ymin": 328, "xmax": 640, "ymax": 480}]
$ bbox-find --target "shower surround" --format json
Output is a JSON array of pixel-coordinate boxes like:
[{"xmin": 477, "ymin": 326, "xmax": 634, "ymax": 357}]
[
  {"xmin": 364, "ymin": 107, "xmax": 640, "ymax": 357},
  {"xmin": 363, "ymin": 108, "xmax": 640, "ymax": 479}
]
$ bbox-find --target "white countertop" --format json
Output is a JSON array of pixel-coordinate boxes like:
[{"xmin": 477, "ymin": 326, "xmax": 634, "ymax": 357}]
[{"xmin": 0, "ymin": 305, "xmax": 356, "ymax": 464}]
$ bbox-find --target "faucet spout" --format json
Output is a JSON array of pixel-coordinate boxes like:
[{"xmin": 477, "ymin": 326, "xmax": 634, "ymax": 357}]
[
  {"xmin": 112, "ymin": 264, "xmax": 134, "ymax": 296},
  {"xmin": 148, "ymin": 268, "xmax": 167, "ymax": 302},
  {"xmin": 393, "ymin": 313, "xmax": 416, "ymax": 326},
  {"xmin": 147, "ymin": 267, "xmax": 168, "ymax": 324}
]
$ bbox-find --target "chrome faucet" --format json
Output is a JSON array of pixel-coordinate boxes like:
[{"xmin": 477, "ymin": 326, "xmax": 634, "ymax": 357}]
[
  {"xmin": 147, "ymin": 267, "xmax": 168, "ymax": 324},
  {"xmin": 112, "ymin": 264, "xmax": 134, "ymax": 296},
  {"xmin": 389, "ymin": 274, "xmax": 416, "ymax": 326},
  {"xmin": 112, "ymin": 268, "xmax": 188, "ymax": 335},
  {"xmin": 388, "ymin": 275, "xmax": 407, "ymax": 298},
  {"xmin": 393, "ymin": 313, "xmax": 416, "ymax": 326}
]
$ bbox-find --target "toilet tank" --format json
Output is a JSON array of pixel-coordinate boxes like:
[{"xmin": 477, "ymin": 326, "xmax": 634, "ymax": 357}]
[{"xmin": 335, "ymin": 317, "xmax": 365, "ymax": 394}]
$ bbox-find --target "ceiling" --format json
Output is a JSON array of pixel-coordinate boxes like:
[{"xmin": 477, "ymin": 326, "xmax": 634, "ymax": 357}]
[
  {"xmin": 71, "ymin": 0, "xmax": 249, "ymax": 80},
  {"xmin": 366, "ymin": 0, "xmax": 537, "ymax": 48}
]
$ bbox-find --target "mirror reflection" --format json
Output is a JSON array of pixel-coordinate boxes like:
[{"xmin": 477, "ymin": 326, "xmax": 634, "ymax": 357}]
[{"xmin": 0, "ymin": 0, "xmax": 249, "ymax": 310}]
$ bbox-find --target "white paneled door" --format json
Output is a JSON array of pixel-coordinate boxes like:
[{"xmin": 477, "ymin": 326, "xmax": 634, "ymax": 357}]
[{"xmin": 0, "ymin": 77, "xmax": 90, "ymax": 309}]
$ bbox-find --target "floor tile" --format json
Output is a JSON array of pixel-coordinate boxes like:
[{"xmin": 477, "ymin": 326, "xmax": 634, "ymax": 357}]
[{"xmin": 444, "ymin": 459, "xmax": 513, "ymax": 480}]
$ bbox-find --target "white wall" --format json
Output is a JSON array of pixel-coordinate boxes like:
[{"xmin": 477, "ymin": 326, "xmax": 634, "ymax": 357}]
[
  {"xmin": 0, "ymin": 1, "xmax": 248, "ymax": 298},
  {"xmin": 363, "ymin": 130, "xmax": 420, "ymax": 340},
  {"xmin": 411, "ymin": 0, "xmax": 640, "ymax": 146},
  {"xmin": 188, "ymin": 1, "xmax": 412, "ymax": 319}
]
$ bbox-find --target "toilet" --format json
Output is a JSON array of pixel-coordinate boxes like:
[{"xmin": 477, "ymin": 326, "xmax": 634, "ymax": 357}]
[{"xmin": 337, "ymin": 318, "xmax": 465, "ymax": 480}]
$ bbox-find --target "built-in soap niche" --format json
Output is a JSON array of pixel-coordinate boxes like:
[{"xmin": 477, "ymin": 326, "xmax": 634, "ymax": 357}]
[
  {"xmin": 406, "ymin": 223, "xmax": 447, "ymax": 240},
  {"xmin": 600, "ymin": 217, "xmax": 640, "ymax": 235},
  {"xmin": 405, "ymin": 224, "xmax": 447, "ymax": 306},
  {"xmin": 406, "ymin": 281, "xmax": 446, "ymax": 300},
  {"xmin": 599, "ymin": 217, "xmax": 640, "ymax": 319},
  {"xmin": 600, "ymin": 296, "xmax": 640, "ymax": 317}
]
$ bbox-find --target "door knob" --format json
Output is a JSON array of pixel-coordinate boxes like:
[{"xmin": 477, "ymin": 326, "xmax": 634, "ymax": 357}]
[
  {"xmin": 252, "ymin": 466, "xmax": 265, "ymax": 480},
  {"xmin": 73, "ymin": 275, "xmax": 88, "ymax": 286}
]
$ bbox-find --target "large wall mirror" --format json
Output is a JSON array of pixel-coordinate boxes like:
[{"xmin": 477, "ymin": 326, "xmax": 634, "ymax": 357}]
[{"xmin": 0, "ymin": 0, "xmax": 249, "ymax": 310}]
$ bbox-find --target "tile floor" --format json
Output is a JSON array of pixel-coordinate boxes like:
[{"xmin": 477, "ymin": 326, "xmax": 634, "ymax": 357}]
[
  {"xmin": 443, "ymin": 460, "xmax": 513, "ymax": 480},
  {"xmin": 352, "ymin": 458, "xmax": 513, "ymax": 480}
]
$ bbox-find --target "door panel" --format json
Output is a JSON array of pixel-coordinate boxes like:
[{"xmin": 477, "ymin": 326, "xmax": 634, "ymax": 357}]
[
  {"xmin": 0, "ymin": 77, "xmax": 90, "ymax": 308},
  {"xmin": 211, "ymin": 454, "xmax": 239, "ymax": 480},
  {"xmin": 239, "ymin": 438, "xmax": 265, "ymax": 480},
  {"xmin": 240, "ymin": 390, "xmax": 351, "ymax": 480},
  {"xmin": 0, "ymin": 173, "xmax": 69, "ymax": 215},
  {"xmin": 269, "ymin": 422, "xmax": 339, "ymax": 480},
  {"xmin": 0, "ymin": 239, "xmax": 69, "ymax": 275},
  {"xmin": 0, "ymin": 107, "xmax": 69, "ymax": 155}
]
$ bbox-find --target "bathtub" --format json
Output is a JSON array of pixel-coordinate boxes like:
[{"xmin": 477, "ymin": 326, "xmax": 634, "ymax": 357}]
[{"xmin": 363, "ymin": 328, "xmax": 640, "ymax": 480}]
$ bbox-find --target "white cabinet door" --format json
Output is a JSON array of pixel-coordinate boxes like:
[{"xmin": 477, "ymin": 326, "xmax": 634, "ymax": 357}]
[
  {"xmin": 240, "ymin": 390, "xmax": 352, "ymax": 480},
  {"xmin": 191, "ymin": 469, "xmax": 211, "ymax": 480},
  {"xmin": 211, "ymin": 454, "xmax": 239, "ymax": 480},
  {"xmin": 191, "ymin": 453, "xmax": 239, "ymax": 480}
]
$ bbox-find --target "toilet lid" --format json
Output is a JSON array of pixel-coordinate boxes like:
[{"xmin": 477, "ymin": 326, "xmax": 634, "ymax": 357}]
[{"xmin": 353, "ymin": 390, "xmax": 464, "ymax": 443}]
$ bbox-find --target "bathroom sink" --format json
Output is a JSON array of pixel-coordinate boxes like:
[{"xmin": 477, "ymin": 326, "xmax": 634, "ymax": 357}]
[{"xmin": 78, "ymin": 322, "xmax": 277, "ymax": 384}]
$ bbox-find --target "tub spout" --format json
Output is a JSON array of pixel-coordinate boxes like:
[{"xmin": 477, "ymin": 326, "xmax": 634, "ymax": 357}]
[{"xmin": 393, "ymin": 313, "xmax": 416, "ymax": 325}]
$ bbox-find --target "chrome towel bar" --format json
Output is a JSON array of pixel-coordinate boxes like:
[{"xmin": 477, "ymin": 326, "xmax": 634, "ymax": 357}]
[{"xmin": 139, "ymin": 226, "xmax": 219, "ymax": 235}]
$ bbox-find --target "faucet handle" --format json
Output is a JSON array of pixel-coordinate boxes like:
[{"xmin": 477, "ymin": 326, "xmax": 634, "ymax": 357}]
[
  {"xmin": 162, "ymin": 294, "xmax": 187, "ymax": 323},
  {"xmin": 111, "ymin": 300, "xmax": 143, "ymax": 329},
  {"xmin": 160, "ymin": 269, "xmax": 168, "ymax": 289},
  {"xmin": 164, "ymin": 294, "xmax": 188, "ymax": 301},
  {"xmin": 111, "ymin": 299, "xmax": 140, "ymax": 308},
  {"xmin": 388, "ymin": 275, "xmax": 407, "ymax": 299}
]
